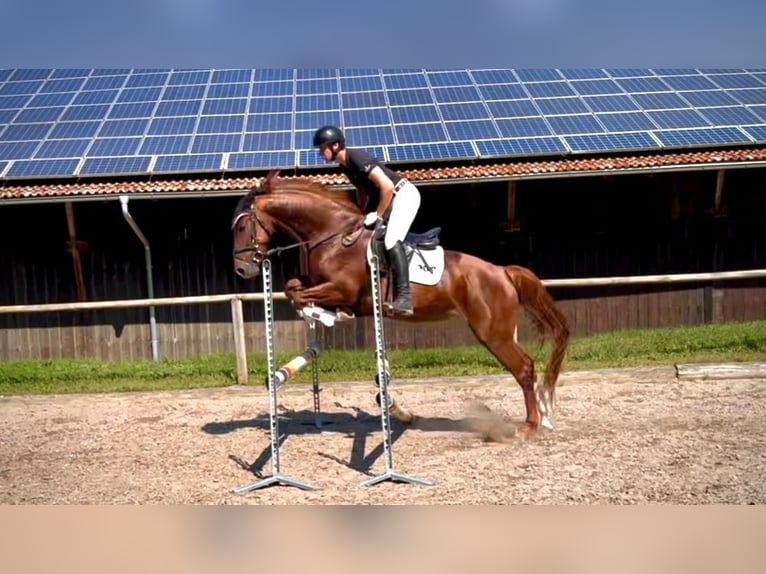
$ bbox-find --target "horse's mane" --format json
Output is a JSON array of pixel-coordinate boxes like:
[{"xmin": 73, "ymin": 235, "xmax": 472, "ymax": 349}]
[
  {"xmin": 233, "ymin": 170, "xmax": 361, "ymax": 221},
  {"xmin": 267, "ymin": 177, "xmax": 360, "ymax": 214}
]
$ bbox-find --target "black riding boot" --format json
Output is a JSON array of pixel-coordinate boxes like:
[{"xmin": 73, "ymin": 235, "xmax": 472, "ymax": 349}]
[{"xmin": 386, "ymin": 240, "xmax": 413, "ymax": 316}]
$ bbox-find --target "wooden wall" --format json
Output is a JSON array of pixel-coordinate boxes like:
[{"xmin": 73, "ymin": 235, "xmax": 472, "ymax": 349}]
[{"xmin": 1, "ymin": 166, "xmax": 764, "ymax": 361}]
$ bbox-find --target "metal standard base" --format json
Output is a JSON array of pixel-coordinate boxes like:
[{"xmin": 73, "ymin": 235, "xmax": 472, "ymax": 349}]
[
  {"xmin": 234, "ymin": 474, "xmax": 319, "ymax": 494},
  {"xmin": 359, "ymin": 471, "xmax": 434, "ymax": 488}
]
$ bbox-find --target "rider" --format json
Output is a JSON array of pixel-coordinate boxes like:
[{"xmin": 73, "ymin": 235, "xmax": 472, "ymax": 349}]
[{"xmin": 312, "ymin": 125, "xmax": 421, "ymax": 316}]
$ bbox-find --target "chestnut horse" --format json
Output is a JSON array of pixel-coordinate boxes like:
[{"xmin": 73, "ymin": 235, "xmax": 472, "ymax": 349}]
[{"xmin": 232, "ymin": 171, "xmax": 570, "ymax": 433}]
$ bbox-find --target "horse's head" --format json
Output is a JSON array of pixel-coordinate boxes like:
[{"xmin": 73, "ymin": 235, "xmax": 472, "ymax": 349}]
[
  {"xmin": 231, "ymin": 170, "xmax": 363, "ymax": 279},
  {"xmin": 231, "ymin": 183, "xmax": 275, "ymax": 279}
]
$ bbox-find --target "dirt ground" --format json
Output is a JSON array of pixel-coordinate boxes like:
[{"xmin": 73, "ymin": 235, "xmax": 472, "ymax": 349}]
[{"xmin": 1, "ymin": 363, "xmax": 765, "ymax": 505}]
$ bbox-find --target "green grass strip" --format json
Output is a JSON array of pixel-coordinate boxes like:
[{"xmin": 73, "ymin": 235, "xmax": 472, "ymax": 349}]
[{"xmin": 1, "ymin": 320, "xmax": 764, "ymax": 396}]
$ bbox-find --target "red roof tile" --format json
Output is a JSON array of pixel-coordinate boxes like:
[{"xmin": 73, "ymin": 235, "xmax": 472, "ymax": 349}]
[{"xmin": 2, "ymin": 147, "xmax": 766, "ymax": 201}]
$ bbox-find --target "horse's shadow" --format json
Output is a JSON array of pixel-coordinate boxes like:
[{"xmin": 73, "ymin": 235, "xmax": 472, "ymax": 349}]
[{"xmin": 201, "ymin": 400, "xmax": 487, "ymax": 479}]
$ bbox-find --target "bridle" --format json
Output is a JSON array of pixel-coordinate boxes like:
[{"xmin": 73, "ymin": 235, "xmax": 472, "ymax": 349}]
[{"xmin": 231, "ymin": 208, "xmax": 273, "ymax": 265}]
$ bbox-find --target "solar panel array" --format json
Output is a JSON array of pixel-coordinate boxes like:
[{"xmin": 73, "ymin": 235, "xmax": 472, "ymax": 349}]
[{"xmin": 1, "ymin": 68, "xmax": 765, "ymax": 180}]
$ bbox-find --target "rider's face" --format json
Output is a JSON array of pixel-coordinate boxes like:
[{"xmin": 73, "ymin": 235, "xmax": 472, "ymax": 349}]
[{"xmin": 319, "ymin": 143, "xmax": 335, "ymax": 162}]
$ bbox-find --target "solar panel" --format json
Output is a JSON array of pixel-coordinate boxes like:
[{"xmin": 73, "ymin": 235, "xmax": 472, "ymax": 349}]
[
  {"xmin": 727, "ymin": 88, "xmax": 766, "ymax": 105},
  {"xmin": 153, "ymin": 153, "xmax": 222, "ymax": 173},
  {"xmin": 582, "ymin": 95, "xmax": 640, "ymax": 113},
  {"xmin": 565, "ymin": 132, "xmax": 659, "ymax": 152},
  {"xmin": 243, "ymin": 132, "xmax": 292, "ymax": 151},
  {"xmin": 426, "ymin": 71, "xmax": 473, "ymax": 87},
  {"xmin": 710, "ymin": 73, "xmax": 763, "ymax": 89},
  {"xmin": 36, "ymin": 139, "xmax": 90, "ymax": 158},
  {"xmin": 647, "ymin": 110, "xmax": 711, "ymax": 129},
  {"xmin": 79, "ymin": 156, "xmax": 151, "ymax": 176},
  {"xmin": 140, "ymin": 135, "xmax": 192, "ymax": 155},
  {"xmin": 496, "ymin": 117, "xmax": 552, "ymax": 138},
  {"xmin": 228, "ymin": 151, "xmax": 295, "ymax": 170},
  {"xmin": 525, "ymin": 82, "xmax": 576, "ymax": 98},
  {"xmin": 547, "ymin": 114, "xmax": 605, "ymax": 135},
  {"xmin": 6, "ymin": 158, "xmax": 79, "ymax": 178},
  {"xmin": 344, "ymin": 126, "xmax": 395, "ymax": 146},
  {"xmin": 388, "ymin": 142, "xmax": 475, "ymax": 162},
  {"xmin": 50, "ymin": 121, "xmax": 101, "ymax": 139},
  {"xmin": 0, "ymin": 68, "xmax": 765, "ymax": 182},
  {"xmin": 743, "ymin": 125, "xmax": 766, "ymax": 140},
  {"xmin": 445, "ymin": 120, "xmax": 499, "ymax": 140},
  {"xmin": 594, "ymin": 112, "xmax": 657, "ymax": 132},
  {"xmin": 191, "ymin": 133, "xmax": 241, "ymax": 154},
  {"xmin": 570, "ymin": 80, "xmax": 624, "ymax": 96},
  {"xmin": 749, "ymin": 105, "xmax": 766, "ymax": 121},
  {"xmin": 386, "ymin": 89, "xmax": 433, "ymax": 106},
  {"xmin": 653, "ymin": 127, "xmax": 751, "ymax": 147},
  {"xmin": 660, "ymin": 75, "xmax": 718, "ymax": 91},
  {"xmin": 87, "ymin": 137, "xmax": 142, "ymax": 157},
  {"xmin": 343, "ymin": 107, "xmax": 391, "ymax": 127},
  {"xmin": 697, "ymin": 106, "xmax": 762, "ymax": 126},
  {"xmin": 394, "ymin": 123, "xmax": 447, "ymax": 144},
  {"xmin": 535, "ymin": 98, "xmax": 590, "ymax": 115},
  {"xmin": 438, "ymin": 102, "xmax": 489, "ymax": 121},
  {"xmin": 559, "ymin": 69, "xmax": 610, "ymax": 80},
  {"xmin": 679, "ymin": 90, "xmax": 739, "ymax": 107},
  {"xmin": 475, "ymin": 137, "xmax": 567, "ymax": 157}
]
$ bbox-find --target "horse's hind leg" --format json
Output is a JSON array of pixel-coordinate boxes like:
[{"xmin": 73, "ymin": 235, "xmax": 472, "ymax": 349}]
[
  {"xmin": 456, "ymin": 276, "xmax": 541, "ymax": 434},
  {"xmin": 486, "ymin": 335, "xmax": 541, "ymax": 435}
]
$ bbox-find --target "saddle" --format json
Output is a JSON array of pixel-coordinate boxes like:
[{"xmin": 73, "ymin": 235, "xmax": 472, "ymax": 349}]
[
  {"xmin": 404, "ymin": 227, "xmax": 441, "ymax": 250},
  {"xmin": 345, "ymin": 222, "xmax": 442, "ymax": 251}
]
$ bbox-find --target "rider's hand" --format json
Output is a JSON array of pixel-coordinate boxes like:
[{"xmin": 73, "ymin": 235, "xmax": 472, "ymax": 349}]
[{"xmin": 363, "ymin": 212, "xmax": 381, "ymax": 229}]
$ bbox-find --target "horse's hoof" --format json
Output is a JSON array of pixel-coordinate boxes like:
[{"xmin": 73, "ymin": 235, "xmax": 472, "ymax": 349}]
[{"xmin": 517, "ymin": 422, "xmax": 538, "ymax": 439}]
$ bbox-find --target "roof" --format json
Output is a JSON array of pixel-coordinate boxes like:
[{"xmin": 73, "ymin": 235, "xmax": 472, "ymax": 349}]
[
  {"xmin": 1, "ymin": 68, "xmax": 766, "ymax": 189},
  {"xmin": 2, "ymin": 145, "xmax": 765, "ymax": 203}
]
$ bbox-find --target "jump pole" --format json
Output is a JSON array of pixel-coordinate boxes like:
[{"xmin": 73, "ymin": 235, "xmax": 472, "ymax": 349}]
[
  {"xmin": 359, "ymin": 247, "xmax": 433, "ymax": 488},
  {"xmin": 234, "ymin": 257, "xmax": 320, "ymax": 494}
]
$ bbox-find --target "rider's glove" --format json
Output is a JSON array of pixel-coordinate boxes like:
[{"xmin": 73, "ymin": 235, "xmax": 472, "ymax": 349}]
[{"xmin": 363, "ymin": 212, "xmax": 381, "ymax": 229}]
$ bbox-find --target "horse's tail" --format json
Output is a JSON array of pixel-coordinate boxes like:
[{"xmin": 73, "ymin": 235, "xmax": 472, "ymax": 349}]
[{"xmin": 504, "ymin": 265, "xmax": 570, "ymax": 397}]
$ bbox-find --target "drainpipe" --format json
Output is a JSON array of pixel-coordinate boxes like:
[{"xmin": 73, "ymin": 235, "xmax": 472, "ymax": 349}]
[{"xmin": 119, "ymin": 195, "xmax": 159, "ymax": 361}]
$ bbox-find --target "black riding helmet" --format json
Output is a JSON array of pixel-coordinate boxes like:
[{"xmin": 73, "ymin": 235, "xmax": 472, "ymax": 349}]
[{"xmin": 313, "ymin": 125, "xmax": 345, "ymax": 148}]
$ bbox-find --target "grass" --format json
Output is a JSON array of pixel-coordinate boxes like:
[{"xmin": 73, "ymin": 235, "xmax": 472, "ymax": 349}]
[{"xmin": 0, "ymin": 320, "xmax": 764, "ymax": 396}]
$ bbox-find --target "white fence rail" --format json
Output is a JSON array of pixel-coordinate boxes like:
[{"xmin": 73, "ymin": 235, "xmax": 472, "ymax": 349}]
[{"xmin": 0, "ymin": 268, "xmax": 764, "ymax": 384}]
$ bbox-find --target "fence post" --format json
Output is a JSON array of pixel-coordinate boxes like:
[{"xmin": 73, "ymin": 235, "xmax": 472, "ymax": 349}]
[{"xmin": 231, "ymin": 297, "xmax": 248, "ymax": 384}]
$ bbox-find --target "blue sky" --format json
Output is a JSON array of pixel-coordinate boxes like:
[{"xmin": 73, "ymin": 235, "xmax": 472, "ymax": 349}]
[{"xmin": 1, "ymin": 0, "xmax": 765, "ymax": 69}]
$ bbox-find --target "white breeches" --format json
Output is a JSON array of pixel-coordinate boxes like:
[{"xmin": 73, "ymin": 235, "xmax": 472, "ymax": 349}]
[{"xmin": 384, "ymin": 181, "xmax": 420, "ymax": 250}]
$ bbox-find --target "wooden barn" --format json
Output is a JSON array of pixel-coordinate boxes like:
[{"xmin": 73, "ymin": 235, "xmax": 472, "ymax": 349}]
[{"xmin": 1, "ymin": 68, "xmax": 765, "ymax": 361}]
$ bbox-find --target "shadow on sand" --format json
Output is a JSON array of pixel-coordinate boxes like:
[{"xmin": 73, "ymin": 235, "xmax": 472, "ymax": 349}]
[{"xmin": 201, "ymin": 398, "xmax": 518, "ymax": 479}]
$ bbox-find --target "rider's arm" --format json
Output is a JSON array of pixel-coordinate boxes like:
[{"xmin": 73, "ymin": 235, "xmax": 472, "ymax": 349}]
[{"xmin": 367, "ymin": 166, "xmax": 395, "ymax": 218}]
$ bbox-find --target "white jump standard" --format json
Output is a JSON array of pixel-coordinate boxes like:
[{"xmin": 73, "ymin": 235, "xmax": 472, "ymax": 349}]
[
  {"xmin": 234, "ymin": 257, "xmax": 320, "ymax": 494},
  {"xmin": 360, "ymin": 247, "xmax": 433, "ymax": 488}
]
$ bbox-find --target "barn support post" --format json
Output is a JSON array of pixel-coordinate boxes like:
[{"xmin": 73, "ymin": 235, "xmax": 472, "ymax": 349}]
[
  {"xmin": 64, "ymin": 201, "xmax": 88, "ymax": 302},
  {"xmin": 711, "ymin": 169, "xmax": 726, "ymax": 323},
  {"xmin": 714, "ymin": 169, "xmax": 725, "ymax": 215},
  {"xmin": 119, "ymin": 195, "xmax": 159, "ymax": 361}
]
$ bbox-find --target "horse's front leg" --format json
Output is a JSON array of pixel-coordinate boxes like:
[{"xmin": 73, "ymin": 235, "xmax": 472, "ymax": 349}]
[{"xmin": 284, "ymin": 277, "xmax": 356, "ymax": 310}]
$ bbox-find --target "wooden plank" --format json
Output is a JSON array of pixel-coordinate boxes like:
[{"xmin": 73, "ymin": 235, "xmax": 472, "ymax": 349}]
[{"xmin": 675, "ymin": 362, "xmax": 766, "ymax": 381}]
